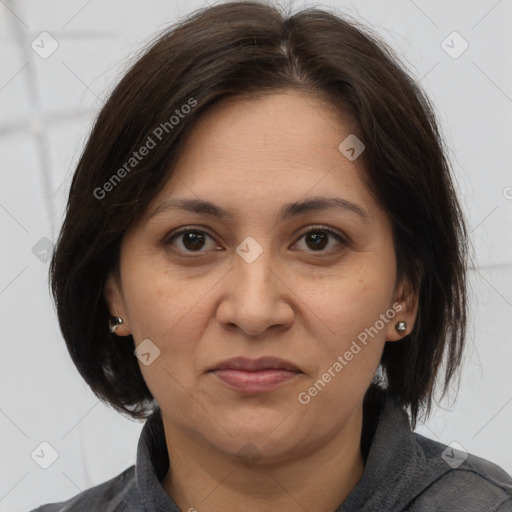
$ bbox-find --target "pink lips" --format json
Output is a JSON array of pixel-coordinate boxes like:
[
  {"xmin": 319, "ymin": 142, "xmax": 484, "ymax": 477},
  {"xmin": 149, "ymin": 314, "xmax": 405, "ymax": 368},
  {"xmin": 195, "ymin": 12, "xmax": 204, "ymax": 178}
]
[{"xmin": 208, "ymin": 356, "xmax": 302, "ymax": 393}]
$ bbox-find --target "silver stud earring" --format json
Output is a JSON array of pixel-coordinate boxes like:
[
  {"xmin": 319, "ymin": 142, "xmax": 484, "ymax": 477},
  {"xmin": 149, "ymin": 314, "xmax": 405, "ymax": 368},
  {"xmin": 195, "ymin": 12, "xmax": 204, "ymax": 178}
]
[
  {"xmin": 109, "ymin": 316, "xmax": 123, "ymax": 334},
  {"xmin": 395, "ymin": 321, "xmax": 407, "ymax": 334}
]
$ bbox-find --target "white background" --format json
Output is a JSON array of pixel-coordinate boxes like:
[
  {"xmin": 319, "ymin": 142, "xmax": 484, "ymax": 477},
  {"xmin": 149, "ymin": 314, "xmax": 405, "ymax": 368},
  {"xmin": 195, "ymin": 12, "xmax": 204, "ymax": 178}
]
[{"xmin": 1, "ymin": 0, "xmax": 511, "ymax": 510}]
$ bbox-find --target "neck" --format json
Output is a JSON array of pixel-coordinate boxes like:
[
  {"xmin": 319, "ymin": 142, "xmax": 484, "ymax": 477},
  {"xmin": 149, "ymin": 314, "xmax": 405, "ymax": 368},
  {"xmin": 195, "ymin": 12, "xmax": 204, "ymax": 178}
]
[{"xmin": 161, "ymin": 404, "xmax": 365, "ymax": 512}]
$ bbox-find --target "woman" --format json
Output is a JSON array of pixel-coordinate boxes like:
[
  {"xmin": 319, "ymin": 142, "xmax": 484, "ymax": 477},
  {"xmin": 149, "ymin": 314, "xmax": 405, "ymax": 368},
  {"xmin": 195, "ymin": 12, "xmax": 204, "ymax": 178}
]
[{"xmin": 33, "ymin": 1, "xmax": 512, "ymax": 511}]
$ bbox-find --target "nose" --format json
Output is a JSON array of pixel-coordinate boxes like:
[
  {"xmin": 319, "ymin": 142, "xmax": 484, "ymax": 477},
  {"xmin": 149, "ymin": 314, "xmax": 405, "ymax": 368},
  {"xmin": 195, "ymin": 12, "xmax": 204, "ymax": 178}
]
[{"xmin": 215, "ymin": 247, "xmax": 294, "ymax": 337}]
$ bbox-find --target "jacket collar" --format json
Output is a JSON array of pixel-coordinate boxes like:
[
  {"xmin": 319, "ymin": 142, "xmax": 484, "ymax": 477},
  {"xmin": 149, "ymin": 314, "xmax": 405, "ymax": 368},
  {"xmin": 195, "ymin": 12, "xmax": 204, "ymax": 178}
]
[
  {"xmin": 134, "ymin": 387, "xmax": 446, "ymax": 511},
  {"xmin": 135, "ymin": 407, "xmax": 178, "ymax": 511}
]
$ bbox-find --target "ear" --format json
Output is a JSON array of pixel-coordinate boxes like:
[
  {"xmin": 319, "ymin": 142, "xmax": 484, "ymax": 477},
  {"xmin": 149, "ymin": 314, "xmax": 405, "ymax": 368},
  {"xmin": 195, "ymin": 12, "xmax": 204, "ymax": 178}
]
[
  {"xmin": 104, "ymin": 271, "xmax": 131, "ymax": 336},
  {"xmin": 385, "ymin": 276, "xmax": 419, "ymax": 342}
]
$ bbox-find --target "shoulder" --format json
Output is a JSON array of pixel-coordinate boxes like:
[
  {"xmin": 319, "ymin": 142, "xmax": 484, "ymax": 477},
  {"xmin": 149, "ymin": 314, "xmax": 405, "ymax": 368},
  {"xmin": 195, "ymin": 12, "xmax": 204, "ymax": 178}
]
[
  {"xmin": 28, "ymin": 465, "xmax": 138, "ymax": 512},
  {"xmin": 407, "ymin": 434, "xmax": 512, "ymax": 511}
]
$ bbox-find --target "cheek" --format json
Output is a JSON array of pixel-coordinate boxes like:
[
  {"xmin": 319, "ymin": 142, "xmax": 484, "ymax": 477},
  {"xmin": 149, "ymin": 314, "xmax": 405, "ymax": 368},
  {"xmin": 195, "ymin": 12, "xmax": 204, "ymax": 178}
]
[
  {"xmin": 297, "ymin": 282, "xmax": 392, "ymax": 416},
  {"xmin": 127, "ymin": 272, "xmax": 211, "ymax": 372},
  {"xmin": 131, "ymin": 284, "xmax": 205, "ymax": 414},
  {"xmin": 121, "ymin": 250, "xmax": 200, "ymax": 339},
  {"xmin": 303, "ymin": 259, "xmax": 395, "ymax": 351}
]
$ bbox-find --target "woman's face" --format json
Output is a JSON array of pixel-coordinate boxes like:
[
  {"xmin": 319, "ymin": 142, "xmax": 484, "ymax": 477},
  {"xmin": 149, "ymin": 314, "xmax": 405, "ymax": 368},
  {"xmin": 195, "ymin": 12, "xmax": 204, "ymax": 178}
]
[{"xmin": 105, "ymin": 90, "xmax": 417, "ymax": 464}]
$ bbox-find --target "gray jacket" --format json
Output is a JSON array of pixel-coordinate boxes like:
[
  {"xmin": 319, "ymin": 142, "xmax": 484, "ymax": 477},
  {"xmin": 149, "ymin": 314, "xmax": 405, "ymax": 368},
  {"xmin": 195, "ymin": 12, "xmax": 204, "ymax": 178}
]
[{"xmin": 30, "ymin": 391, "xmax": 512, "ymax": 511}]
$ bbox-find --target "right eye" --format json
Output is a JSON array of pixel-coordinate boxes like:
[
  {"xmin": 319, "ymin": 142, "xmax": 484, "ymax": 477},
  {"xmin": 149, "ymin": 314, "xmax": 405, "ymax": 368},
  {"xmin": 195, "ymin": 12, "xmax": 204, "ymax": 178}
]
[{"xmin": 164, "ymin": 228, "xmax": 222, "ymax": 255}]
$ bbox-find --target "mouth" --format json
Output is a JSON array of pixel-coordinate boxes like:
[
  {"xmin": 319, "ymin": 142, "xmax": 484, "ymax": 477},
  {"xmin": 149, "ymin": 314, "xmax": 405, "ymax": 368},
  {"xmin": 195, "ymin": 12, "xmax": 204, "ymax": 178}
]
[
  {"xmin": 207, "ymin": 356, "xmax": 303, "ymax": 393},
  {"xmin": 208, "ymin": 356, "xmax": 302, "ymax": 372}
]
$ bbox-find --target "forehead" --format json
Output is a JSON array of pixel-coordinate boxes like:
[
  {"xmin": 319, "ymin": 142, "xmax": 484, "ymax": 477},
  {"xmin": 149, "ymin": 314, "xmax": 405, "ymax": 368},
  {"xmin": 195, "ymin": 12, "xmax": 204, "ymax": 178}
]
[
  {"xmin": 140, "ymin": 91, "xmax": 385, "ymax": 228},
  {"xmin": 159, "ymin": 91, "xmax": 363, "ymax": 195},
  {"xmin": 176, "ymin": 90, "xmax": 352, "ymax": 166}
]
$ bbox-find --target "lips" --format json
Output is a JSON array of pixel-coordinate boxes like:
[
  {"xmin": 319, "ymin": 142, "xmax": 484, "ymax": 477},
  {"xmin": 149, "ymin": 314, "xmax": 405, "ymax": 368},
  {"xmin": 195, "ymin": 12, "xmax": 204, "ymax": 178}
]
[
  {"xmin": 208, "ymin": 356, "xmax": 302, "ymax": 393},
  {"xmin": 208, "ymin": 356, "xmax": 301, "ymax": 373}
]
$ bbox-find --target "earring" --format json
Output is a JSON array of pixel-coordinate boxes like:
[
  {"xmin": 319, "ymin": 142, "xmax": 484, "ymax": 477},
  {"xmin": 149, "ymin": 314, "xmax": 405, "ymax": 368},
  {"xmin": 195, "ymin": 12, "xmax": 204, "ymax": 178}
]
[
  {"xmin": 109, "ymin": 316, "xmax": 123, "ymax": 334},
  {"xmin": 395, "ymin": 321, "xmax": 407, "ymax": 334}
]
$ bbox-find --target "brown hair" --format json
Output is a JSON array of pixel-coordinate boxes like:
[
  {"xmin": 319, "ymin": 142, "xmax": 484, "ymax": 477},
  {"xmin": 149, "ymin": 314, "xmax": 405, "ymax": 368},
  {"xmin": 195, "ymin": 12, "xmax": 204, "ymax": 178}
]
[{"xmin": 49, "ymin": 0, "xmax": 469, "ymax": 427}]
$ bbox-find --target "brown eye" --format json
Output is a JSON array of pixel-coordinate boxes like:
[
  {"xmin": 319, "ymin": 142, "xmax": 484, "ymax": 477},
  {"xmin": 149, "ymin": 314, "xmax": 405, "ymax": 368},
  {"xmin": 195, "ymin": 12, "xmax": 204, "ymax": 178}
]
[
  {"xmin": 294, "ymin": 226, "xmax": 347, "ymax": 253},
  {"xmin": 166, "ymin": 229, "xmax": 218, "ymax": 253},
  {"xmin": 164, "ymin": 225, "xmax": 348, "ymax": 257},
  {"xmin": 304, "ymin": 231, "xmax": 329, "ymax": 250}
]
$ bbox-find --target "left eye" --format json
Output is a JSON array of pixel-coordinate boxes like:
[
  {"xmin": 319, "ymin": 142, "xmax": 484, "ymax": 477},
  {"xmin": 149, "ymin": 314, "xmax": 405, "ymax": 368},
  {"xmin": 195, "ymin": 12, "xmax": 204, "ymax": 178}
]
[
  {"xmin": 165, "ymin": 226, "xmax": 347, "ymax": 255},
  {"xmin": 293, "ymin": 227, "xmax": 346, "ymax": 252}
]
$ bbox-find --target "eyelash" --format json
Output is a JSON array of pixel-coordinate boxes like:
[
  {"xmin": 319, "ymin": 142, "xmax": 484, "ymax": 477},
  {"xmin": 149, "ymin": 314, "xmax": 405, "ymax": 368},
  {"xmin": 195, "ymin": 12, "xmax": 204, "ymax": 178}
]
[{"xmin": 163, "ymin": 225, "xmax": 349, "ymax": 257}]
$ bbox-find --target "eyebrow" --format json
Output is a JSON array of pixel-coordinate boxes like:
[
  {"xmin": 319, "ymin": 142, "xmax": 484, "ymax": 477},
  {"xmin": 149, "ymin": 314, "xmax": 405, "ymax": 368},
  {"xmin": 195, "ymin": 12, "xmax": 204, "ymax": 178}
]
[{"xmin": 147, "ymin": 195, "xmax": 370, "ymax": 224}]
